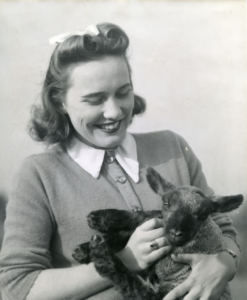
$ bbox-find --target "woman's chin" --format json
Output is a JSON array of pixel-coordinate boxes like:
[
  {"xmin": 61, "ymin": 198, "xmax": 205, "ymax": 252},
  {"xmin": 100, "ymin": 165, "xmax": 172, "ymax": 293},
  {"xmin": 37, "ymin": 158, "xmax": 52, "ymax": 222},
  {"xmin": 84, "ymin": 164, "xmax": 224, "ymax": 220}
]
[
  {"xmin": 74, "ymin": 126, "xmax": 127, "ymax": 149},
  {"xmin": 95, "ymin": 137, "xmax": 124, "ymax": 149},
  {"xmin": 92, "ymin": 129, "xmax": 126, "ymax": 149}
]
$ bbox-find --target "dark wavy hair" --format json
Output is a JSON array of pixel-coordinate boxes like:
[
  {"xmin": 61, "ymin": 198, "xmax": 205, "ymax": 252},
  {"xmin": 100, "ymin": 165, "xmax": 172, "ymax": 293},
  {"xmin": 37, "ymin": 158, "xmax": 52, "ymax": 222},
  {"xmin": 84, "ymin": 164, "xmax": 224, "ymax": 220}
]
[{"xmin": 29, "ymin": 22, "xmax": 146, "ymax": 145}]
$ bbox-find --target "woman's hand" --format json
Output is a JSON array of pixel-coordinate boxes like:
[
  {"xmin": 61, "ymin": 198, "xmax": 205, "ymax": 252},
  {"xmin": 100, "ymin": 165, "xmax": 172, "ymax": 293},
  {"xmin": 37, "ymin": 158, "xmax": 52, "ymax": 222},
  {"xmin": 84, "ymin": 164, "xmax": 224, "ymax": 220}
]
[
  {"xmin": 115, "ymin": 218, "xmax": 172, "ymax": 272},
  {"xmin": 163, "ymin": 251, "xmax": 237, "ymax": 300}
]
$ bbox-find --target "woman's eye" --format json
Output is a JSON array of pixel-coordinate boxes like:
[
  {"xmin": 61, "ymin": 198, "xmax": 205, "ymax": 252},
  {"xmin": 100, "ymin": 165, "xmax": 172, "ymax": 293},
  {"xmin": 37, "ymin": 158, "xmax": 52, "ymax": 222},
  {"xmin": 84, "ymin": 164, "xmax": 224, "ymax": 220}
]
[
  {"xmin": 83, "ymin": 98, "xmax": 104, "ymax": 105},
  {"xmin": 163, "ymin": 201, "xmax": 169, "ymax": 209},
  {"xmin": 116, "ymin": 90, "xmax": 130, "ymax": 99}
]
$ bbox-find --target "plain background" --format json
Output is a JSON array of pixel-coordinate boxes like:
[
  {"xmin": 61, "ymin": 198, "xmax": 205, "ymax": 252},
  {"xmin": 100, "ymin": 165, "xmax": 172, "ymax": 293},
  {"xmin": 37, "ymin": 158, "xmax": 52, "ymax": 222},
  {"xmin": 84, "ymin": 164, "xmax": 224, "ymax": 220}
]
[{"xmin": 0, "ymin": 0, "xmax": 246, "ymax": 299}]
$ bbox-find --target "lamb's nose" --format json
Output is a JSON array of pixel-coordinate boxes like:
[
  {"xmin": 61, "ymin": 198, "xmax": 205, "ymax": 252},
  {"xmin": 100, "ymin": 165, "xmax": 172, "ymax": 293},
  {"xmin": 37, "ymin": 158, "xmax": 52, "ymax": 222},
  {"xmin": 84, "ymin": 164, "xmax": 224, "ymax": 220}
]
[{"xmin": 169, "ymin": 229, "xmax": 183, "ymax": 236}]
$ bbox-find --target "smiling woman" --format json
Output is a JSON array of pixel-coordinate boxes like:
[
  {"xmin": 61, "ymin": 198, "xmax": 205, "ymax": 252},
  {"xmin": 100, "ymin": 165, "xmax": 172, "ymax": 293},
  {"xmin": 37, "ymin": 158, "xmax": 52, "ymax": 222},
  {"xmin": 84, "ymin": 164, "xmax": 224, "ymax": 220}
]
[
  {"xmin": 0, "ymin": 22, "xmax": 241, "ymax": 300},
  {"xmin": 28, "ymin": 23, "xmax": 145, "ymax": 147},
  {"xmin": 63, "ymin": 57, "xmax": 135, "ymax": 149}
]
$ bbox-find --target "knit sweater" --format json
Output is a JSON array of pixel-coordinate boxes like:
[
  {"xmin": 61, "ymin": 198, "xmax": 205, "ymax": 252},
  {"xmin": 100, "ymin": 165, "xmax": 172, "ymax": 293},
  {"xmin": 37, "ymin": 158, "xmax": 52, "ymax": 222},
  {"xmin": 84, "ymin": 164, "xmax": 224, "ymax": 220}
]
[{"xmin": 0, "ymin": 131, "xmax": 237, "ymax": 300}]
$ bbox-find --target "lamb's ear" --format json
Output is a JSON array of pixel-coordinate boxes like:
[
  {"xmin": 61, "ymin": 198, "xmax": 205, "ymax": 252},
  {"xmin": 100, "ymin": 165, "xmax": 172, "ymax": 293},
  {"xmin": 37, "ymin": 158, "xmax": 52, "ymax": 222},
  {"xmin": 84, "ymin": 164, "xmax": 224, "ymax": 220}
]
[
  {"xmin": 146, "ymin": 167, "xmax": 176, "ymax": 196},
  {"xmin": 210, "ymin": 194, "xmax": 244, "ymax": 213}
]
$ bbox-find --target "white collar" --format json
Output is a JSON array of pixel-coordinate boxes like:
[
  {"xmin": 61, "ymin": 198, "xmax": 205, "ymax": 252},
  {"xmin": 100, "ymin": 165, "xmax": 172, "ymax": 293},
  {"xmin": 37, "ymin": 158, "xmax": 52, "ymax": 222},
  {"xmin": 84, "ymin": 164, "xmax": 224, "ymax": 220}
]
[{"xmin": 66, "ymin": 132, "xmax": 139, "ymax": 183}]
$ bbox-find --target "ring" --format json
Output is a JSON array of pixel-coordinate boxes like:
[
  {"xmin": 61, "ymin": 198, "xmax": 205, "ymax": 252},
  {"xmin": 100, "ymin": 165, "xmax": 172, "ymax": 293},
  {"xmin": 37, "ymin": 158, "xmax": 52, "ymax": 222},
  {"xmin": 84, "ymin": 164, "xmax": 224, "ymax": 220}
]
[{"xmin": 150, "ymin": 240, "xmax": 159, "ymax": 250}]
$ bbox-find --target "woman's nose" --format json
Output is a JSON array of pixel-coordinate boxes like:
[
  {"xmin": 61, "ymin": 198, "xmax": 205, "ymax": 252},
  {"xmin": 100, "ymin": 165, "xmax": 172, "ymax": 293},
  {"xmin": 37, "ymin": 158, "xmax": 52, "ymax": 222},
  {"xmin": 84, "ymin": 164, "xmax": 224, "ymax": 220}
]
[{"xmin": 103, "ymin": 98, "xmax": 122, "ymax": 119}]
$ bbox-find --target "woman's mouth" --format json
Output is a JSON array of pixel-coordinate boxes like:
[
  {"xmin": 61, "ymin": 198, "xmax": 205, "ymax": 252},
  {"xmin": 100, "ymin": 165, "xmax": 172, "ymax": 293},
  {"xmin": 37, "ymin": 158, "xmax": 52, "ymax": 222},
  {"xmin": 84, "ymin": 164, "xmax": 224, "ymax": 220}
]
[{"xmin": 95, "ymin": 120, "xmax": 122, "ymax": 133}]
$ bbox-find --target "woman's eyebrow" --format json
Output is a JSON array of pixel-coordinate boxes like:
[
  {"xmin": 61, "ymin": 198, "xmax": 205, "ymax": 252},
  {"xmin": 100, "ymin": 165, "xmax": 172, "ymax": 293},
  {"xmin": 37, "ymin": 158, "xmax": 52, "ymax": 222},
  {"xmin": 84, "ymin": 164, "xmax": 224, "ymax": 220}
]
[
  {"xmin": 82, "ymin": 83, "xmax": 132, "ymax": 98},
  {"xmin": 81, "ymin": 92, "xmax": 104, "ymax": 99},
  {"xmin": 117, "ymin": 83, "xmax": 132, "ymax": 90}
]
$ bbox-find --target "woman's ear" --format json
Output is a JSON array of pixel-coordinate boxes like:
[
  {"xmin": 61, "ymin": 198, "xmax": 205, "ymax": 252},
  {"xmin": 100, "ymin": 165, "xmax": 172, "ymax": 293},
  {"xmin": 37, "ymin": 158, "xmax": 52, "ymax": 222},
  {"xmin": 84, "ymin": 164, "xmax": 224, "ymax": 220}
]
[
  {"xmin": 59, "ymin": 102, "xmax": 68, "ymax": 114},
  {"xmin": 51, "ymin": 91, "xmax": 68, "ymax": 114}
]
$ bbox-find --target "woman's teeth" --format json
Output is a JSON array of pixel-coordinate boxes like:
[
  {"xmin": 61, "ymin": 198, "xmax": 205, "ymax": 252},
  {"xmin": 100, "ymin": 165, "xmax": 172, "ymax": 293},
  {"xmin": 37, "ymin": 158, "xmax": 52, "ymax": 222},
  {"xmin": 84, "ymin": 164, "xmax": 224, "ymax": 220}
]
[{"xmin": 98, "ymin": 121, "xmax": 120, "ymax": 130}]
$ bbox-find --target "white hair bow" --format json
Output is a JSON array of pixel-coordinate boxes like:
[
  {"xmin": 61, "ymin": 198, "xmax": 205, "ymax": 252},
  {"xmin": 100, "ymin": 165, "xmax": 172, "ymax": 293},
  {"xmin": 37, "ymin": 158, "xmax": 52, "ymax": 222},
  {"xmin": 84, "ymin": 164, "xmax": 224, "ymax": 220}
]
[{"xmin": 49, "ymin": 25, "xmax": 100, "ymax": 45}]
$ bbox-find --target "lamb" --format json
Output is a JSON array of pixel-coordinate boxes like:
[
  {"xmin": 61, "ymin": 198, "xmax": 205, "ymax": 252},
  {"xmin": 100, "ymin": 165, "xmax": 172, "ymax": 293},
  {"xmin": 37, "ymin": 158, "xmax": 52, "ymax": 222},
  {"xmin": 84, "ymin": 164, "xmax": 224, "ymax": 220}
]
[{"xmin": 73, "ymin": 167, "xmax": 243, "ymax": 300}]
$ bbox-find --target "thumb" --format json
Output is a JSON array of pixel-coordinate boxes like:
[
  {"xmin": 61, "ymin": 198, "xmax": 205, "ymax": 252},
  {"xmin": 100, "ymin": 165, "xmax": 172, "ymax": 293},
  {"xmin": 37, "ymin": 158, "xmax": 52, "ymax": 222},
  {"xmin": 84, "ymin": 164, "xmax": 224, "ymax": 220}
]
[{"xmin": 171, "ymin": 253, "xmax": 194, "ymax": 265}]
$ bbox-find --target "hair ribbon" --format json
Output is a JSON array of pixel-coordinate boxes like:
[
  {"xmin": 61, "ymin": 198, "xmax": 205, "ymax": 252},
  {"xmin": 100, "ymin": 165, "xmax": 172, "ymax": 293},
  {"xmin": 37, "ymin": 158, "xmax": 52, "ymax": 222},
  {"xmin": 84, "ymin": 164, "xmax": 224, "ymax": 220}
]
[{"xmin": 49, "ymin": 25, "xmax": 100, "ymax": 45}]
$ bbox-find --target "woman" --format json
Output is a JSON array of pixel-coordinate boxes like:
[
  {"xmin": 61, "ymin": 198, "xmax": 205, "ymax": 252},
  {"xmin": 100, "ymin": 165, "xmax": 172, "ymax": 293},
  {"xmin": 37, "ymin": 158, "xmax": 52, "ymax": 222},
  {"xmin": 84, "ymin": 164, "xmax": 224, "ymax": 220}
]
[{"xmin": 0, "ymin": 23, "xmax": 240, "ymax": 300}]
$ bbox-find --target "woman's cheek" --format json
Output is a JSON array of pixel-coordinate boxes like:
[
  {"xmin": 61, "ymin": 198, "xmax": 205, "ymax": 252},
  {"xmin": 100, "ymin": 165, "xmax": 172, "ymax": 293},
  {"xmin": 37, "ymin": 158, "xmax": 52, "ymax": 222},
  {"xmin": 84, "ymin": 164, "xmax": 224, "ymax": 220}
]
[
  {"xmin": 122, "ymin": 95, "xmax": 134, "ymax": 110},
  {"xmin": 126, "ymin": 99, "xmax": 135, "ymax": 119}
]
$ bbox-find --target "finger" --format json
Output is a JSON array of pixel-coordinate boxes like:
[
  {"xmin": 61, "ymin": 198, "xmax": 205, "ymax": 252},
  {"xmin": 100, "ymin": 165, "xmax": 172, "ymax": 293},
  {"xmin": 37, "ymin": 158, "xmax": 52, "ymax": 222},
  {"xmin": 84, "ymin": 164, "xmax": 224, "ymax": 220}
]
[
  {"xmin": 147, "ymin": 245, "xmax": 173, "ymax": 261},
  {"xmin": 171, "ymin": 253, "xmax": 195, "ymax": 266},
  {"xmin": 139, "ymin": 218, "xmax": 163, "ymax": 231},
  {"xmin": 143, "ymin": 227, "xmax": 165, "ymax": 241},
  {"xmin": 163, "ymin": 279, "xmax": 191, "ymax": 300},
  {"xmin": 199, "ymin": 294, "xmax": 215, "ymax": 300},
  {"xmin": 183, "ymin": 288, "xmax": 201, "ymax": 300},
  {"xmin": 155, "ymin": 236, "xmax": 170, "ymax": 248},
  {"xmin": 144, "ymin": 237, "xmax": 170, "ymax": 253},
  {"xmin": 188, "ymin": 289, "xmax": 217, "ymax": 300}
]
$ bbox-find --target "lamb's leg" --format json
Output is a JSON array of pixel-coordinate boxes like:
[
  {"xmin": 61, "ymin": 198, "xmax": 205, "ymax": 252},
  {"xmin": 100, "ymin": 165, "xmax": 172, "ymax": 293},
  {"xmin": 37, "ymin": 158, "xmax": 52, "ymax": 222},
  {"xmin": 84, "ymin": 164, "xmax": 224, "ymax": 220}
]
[
  {"xmin": 72, "ymin": 242, "xmax": 91, "ymax": 264},
  {"xmin": 87, "ymin": 209, "xmax": 162, "ymax": 253},
  {"xmin": 73, "ymin": 210, "xmax": 162, "ymax": 264},
  {"xmin": 87, "ymin": 209, "xmax": 162, "ymax": 233},
  {"xmin": 90, "ymin": 234, "xmax": 162, "ymax": 300}
]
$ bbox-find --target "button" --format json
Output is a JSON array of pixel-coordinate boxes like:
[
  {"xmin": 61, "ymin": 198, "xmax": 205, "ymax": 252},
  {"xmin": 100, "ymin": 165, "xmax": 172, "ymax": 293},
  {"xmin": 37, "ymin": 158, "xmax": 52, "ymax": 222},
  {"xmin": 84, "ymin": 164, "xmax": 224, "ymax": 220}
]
[
  {"xmin": 118, "ymin": 176, "xmax": 126, "ymax": 184},
  {"xmin": 106, "ymin": 156, "xmax": 115, "ymax": 164},
  {"xmin": 132, "ymin": 206, "xmax": 141, "ymax": 212}
]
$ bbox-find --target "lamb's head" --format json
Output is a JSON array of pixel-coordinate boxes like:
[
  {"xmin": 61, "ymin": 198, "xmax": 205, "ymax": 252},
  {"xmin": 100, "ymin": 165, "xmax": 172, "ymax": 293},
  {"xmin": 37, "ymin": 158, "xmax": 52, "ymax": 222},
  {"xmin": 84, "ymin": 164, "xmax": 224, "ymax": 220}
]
[{"xmin": 146, "ymin": 167, "xmax": 243, "ymax": 246}]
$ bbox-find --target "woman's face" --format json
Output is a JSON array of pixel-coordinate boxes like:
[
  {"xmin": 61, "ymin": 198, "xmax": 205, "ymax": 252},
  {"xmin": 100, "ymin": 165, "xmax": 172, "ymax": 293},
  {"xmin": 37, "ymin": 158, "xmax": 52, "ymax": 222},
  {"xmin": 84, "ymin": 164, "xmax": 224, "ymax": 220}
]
[{"xmin": 63, "ymin": 56, "xmax": 135, "ymax": 149}]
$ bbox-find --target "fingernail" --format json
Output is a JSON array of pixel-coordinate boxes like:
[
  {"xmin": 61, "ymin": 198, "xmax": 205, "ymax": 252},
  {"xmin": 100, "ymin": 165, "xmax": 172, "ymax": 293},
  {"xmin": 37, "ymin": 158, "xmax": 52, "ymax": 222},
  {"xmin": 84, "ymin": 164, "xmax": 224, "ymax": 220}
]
[{"xmin": 171, "ymin": 254, "xmax": 177, "ymax": 259}]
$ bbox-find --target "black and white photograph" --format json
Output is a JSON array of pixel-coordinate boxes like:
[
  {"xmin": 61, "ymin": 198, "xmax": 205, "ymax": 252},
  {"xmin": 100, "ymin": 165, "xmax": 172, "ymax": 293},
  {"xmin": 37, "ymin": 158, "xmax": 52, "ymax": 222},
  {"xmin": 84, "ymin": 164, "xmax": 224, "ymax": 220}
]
[{"xmin": 0, "ymin": 1, "xmax": 246, "ymax": 300}]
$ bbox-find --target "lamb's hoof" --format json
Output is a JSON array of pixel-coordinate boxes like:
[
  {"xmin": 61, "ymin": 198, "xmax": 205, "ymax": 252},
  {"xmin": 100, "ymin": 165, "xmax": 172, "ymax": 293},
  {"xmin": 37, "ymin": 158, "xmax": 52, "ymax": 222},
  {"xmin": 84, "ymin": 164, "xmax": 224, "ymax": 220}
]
[
  {"xmin": 89, "ymin": 236, "xmax": 115, "ymax": 273},
  {"xmin": 90, "ymin": 235, "xmax": 104, "ymax": 249},
  {"xmin": 72, "ymin": 243, "xmax": 90, "ymax": 264},
  {"xmin": 87, "ymin": 211, "xmax": 106, "ymax": 231}
]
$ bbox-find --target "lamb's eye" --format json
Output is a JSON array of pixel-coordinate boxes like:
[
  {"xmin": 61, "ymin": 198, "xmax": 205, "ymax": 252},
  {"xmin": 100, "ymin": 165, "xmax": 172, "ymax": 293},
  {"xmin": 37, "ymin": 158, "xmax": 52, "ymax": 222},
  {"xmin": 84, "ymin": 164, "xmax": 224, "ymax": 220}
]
[{"xmin": 163, "ymin": 201, "xmax": 169, "ymax": 209}]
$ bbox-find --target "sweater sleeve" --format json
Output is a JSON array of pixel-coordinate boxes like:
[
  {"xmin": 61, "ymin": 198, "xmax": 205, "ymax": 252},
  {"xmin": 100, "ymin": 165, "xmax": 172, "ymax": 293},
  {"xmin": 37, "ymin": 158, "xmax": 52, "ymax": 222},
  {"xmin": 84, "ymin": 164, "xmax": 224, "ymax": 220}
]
[
  {"xmin": 0, "ymin": 157, "xmax": 55, "ymax": 300},
  {"xmin": 174, "ymin": 133, "xmax": 214, "ymax": 196},
  {"xmin": 175, "ymin": 132, "xmax": 239, "ymax": 244}
]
